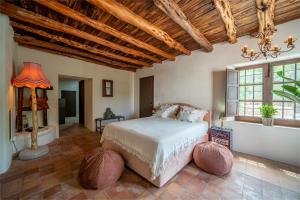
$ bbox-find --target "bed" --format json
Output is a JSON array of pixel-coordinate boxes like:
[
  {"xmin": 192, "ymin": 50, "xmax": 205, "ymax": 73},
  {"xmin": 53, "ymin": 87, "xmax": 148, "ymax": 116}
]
[{"xmin": 101, "ymin": 104, "xmax": 210, "ymax": 187}]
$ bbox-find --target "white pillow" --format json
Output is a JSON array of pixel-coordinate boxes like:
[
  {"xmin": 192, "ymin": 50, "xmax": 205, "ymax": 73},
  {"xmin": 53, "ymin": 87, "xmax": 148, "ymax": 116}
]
[
  {"xmin": 152, "ymin": 104, "xmax": 172, "ymax": 117},
  {"xmin": 177, "ymin": 106, "xmax": 207, "ymax": 123},
  {"xmin": 188, "ymin": 109, "xmax": 207, "ymax": 123},
  {"xmin": 177, "ymin": 106, "xmax": 193, "ymax": 121},
  {"xmin": 160, "ymin": 105, "xmax": 179, "ymax": 119}
]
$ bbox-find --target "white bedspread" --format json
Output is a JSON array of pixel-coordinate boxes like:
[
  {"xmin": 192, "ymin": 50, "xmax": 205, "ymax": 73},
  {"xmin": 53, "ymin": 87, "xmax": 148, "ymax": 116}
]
[{"xmin": 100, "ymin": 117, "xmax": 208, "ymax": 179}]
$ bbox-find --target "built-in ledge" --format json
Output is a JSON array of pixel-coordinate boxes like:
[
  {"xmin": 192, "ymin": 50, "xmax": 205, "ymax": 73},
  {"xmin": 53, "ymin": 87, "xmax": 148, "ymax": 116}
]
[
  {"xmin": 221, "ymin": 120, "xmax": 300, "ymax": 167},
  {"xmin": 14, "ymin": 125, "xmax": 57, "ymax": 153}
]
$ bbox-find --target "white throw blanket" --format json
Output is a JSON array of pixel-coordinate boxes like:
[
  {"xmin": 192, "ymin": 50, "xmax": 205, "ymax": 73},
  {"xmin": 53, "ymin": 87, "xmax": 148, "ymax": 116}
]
[{"xmin": 100, "ymin": 117, "xmax": 208, "ymax": 179}]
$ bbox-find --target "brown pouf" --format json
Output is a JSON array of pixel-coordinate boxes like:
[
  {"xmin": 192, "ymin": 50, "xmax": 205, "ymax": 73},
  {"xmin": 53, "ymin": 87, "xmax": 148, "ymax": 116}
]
[
  {"xmin": 193, "ymin": 142, "xmax": 233, "ymax": 176},
  {"xmin": 78, "ymin": 147, "xmax": 124, "ymax": 189}
]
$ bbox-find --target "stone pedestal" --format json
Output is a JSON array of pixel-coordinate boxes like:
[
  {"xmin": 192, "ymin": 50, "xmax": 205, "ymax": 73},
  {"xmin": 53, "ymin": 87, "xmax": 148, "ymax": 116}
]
[{"xmin": 19, "ymin": 145, "xmax": 49, "ymax": 160}]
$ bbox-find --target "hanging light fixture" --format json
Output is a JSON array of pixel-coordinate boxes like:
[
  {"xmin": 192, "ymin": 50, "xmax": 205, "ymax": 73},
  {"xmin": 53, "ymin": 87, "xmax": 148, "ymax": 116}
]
[{"xmin": 241, "ymin": 2, "xmax": 296, "ymax": 61}]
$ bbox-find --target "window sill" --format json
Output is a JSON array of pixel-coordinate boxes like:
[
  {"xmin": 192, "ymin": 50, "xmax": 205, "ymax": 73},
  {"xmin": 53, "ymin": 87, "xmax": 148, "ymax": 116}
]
[
  {"xmin": 233, "ymin": 116, "xmax": 300, "ymax": 128},
  {"xmin": 225, "ymin": 120, "xmax": 300, "ymax": 130}
]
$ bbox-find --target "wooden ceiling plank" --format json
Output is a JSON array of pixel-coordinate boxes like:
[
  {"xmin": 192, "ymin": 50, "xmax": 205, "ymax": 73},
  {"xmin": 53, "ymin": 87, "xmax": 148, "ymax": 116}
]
[
  {"xmin": 10, "ymin": 21, "xmax": 146, "ymax": 68},
  {"xmin": 87, "ymin": 0, "xmax": 191, "ymax": 55},
  {"xmin": 17, "ymin": 42, "xmax": 135, "ymax": 72},
  {"xmin": 34, "ymin": 0, "xmax": 174, "ymax": 61},
  {"xmin": 212, "ymin": 0, "xmax": 237, "ymax": 43},
  {"xmin": 256, "ymin": 0, "xmax": 275, "ymax": 33},
  {"xmin": 153, "ymin": 0, "xmax": 213, "ymax": 52},
  {"xmin": 19, "ymin": 43, "xmax": 135, "ymax": 72},
  {"xmin": 0, "ymin": 2, "xmax": 153, "ymax": 66},
  {"xmin": 14, "ymin": 34, "xmax": 139, "ymax": 70}
]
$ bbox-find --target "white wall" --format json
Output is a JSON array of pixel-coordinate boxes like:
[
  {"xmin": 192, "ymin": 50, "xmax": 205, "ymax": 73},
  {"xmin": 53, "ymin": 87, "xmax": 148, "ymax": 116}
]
[
  {"xmin": 134, "ymin": 19, "xmax": 300, "ymax": 117},
  {"xmin": 0, "ymin": 14, "xmax": 15, "ymax": 174},
  {"xmin": 224, "ymin": 121, "xmax": 300, "ymax": 167},
  {"xmin": 59, "ymin": 78, "xmax": 80, "ymax": 124},
  {"xmin": 16, "ymin": 46, "xmax": 135, "ymax": 134},
  {"xmin": 134, "ymin": 19, "xmax": 300, "ymax": 166}
]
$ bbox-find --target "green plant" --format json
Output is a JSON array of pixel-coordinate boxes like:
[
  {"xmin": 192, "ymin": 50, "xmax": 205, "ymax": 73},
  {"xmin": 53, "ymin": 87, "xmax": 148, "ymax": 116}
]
[
  {"xmin": 272, "ymin": 71, "xmax": 300, "ymax": 104},
  {"xmin": 259, "ymin": 104, "xmax": 277, "ymax": 118}
]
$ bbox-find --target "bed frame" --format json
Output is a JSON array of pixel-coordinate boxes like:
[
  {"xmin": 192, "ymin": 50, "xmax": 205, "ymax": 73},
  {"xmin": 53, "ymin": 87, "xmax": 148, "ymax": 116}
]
[{"xmin": 102, "ymin": 103, "xmax": 210, "ymax": 187}]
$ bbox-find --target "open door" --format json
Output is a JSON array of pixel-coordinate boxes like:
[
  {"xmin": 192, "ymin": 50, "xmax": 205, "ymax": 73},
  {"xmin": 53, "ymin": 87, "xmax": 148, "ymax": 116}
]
[{"xmin": 140, "ymin": 76, "xmax": 154, "ymax": 118}]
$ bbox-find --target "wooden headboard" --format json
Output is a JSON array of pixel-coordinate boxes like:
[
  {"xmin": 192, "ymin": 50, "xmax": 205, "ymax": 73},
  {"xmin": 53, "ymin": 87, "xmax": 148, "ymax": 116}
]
[{"xmin": 155, "ymin": 103, "xmax": 211, "ymax": 128}]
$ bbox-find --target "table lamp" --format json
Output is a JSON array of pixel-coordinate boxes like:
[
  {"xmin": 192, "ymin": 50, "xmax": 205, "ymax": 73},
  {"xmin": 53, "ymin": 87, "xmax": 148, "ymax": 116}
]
[{"xmin": 13, "ymin": 62, "xmax": 51, "ymax": 160}]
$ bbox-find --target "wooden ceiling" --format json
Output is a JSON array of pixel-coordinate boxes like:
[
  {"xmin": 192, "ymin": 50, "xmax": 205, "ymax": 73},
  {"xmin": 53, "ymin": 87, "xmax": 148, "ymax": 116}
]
[{"xmin": 1, "ymin": 0, "xmax": 300, "ymax": 72}]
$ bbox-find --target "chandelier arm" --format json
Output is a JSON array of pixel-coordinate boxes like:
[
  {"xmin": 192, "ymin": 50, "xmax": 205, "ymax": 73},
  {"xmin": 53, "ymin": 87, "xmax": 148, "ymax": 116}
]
[{"xmin": 279, "ymin": 46, "xmax": 295, "ymax": 54}]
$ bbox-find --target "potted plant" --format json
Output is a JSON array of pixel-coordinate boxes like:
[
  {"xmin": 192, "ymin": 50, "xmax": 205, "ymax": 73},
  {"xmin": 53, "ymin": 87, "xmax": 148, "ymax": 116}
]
[{"xmin": 259, "ymin": 104, "xmax": 277, "ymax": 126}]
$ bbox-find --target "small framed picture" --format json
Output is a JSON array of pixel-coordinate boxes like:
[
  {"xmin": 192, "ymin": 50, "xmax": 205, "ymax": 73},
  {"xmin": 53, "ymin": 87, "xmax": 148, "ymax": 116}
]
[{"xmin": 103, "ymin": 80, "xmax": 113, "ymax": 97}]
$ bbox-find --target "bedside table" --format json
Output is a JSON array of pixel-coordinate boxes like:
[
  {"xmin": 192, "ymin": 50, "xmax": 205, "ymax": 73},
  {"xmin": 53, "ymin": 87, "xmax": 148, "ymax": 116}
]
[
  {"xmin": 209, "ymin": 126, "xmax": 232, "ymax": 150},
  {"xmin": 95, "ymin": 116, "xmax": 125, "ymax": 133}
]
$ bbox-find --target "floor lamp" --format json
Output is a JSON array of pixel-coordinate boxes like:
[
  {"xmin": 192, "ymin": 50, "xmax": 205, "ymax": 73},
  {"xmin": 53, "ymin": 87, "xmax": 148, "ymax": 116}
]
[{"xmin": 13, "ymin": 62, "xmax": 51, "ymax": 160}]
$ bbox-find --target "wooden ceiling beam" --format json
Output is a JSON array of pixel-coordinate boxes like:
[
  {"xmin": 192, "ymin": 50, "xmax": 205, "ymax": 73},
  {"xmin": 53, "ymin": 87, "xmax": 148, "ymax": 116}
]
[
  {"xmin": 0, "ymin": 2, "xmax": 154, "ymax": 65},
  {"xmin": 14, "ymin": 34, "xmax": 140, "ymax": 70},
  {"xmin": 256, "ymin": 0, "xmax": 275, "ymax": 33},
  {"xmin": 153, "ymin": 0, "xmax": 213, "ymax": 52},
  {"xmin": 34, "ymin": 0, "xmax": 175, "ymax": 61},
  {"xmin": 10, "ymin": 21, "xmax": 147, "ymax": 68},
  {"xmin": 212, "ymin": 0, "xmax": 237, "ymax": 43},
  {"xmin": 87, "ymin": 0, "xmax": 191, "ymax": 55},
  {"xmin": 18, "ymin": 43, "xmax": 136, "ymax": 72}
]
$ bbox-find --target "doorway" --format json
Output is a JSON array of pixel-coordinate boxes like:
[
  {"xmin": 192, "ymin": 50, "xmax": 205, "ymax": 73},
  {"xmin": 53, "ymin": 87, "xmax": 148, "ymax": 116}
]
[
  {"xmin": 140, "ymin": 76, "xmax": 154, "ymax": 118},
  {"xmin": 58, "ymin": 77, "xmax": 85, "ymax": 132}
]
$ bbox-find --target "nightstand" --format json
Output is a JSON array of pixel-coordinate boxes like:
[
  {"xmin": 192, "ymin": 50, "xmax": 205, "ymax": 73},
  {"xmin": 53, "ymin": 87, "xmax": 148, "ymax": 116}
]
[
  {"xmin": 95, "ymin": 116, "xmax": 125, "ymax": 133},
  {"xmin": 209, "ymin": 126, "xmax": 232, "ymax": 150}
]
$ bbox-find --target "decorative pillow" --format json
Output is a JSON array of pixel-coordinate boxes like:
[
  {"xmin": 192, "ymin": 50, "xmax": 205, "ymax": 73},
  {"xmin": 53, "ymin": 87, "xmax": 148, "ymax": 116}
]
[
  {"xmin": 177, "ymin": 106, "xmax": 193, "ymax": 122},
  {"xmin": 160, "ymin": 105, "xmax": 179, "ymax": 119},
  {"xmin": 152, "ymin": 104, "xmax": 172, "ymax": 117},
  {"xmin": 188, "ymin": 109, "xmax": 207, "ymax": 123},
  {"xmin": 177, "ymin": 106, "xmax": 207, "ymax": 123}
]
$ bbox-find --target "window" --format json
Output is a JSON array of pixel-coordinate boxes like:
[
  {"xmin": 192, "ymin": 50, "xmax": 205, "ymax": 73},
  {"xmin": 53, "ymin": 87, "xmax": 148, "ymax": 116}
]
[
  {"xmin": 272, "ymin": 63, "xmax": 300, "ymax": 120},
  {"xmin": 235, "ymin": 58, "xmax": 300, "ymax": 126},
  {"xmin": 238, "ymin": 68, "xmax": 263, "ymax": 117}
]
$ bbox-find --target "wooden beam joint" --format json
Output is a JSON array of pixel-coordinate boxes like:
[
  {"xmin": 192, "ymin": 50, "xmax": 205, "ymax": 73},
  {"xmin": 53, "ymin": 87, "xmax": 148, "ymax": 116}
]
[
  {"xmin": 87, "ymin": 0, "xmax": 191, "ymax": 55},
  {"xmin": 213, "ymin": 0, "xmax": 237, "ymax": 43},
  {"xmin": 256, "ymin": 0, "xmax": 275, "ymax": 33},
  {"xmin": 154, "ymin": 0, "xmax": 213, "ymax": 52}
]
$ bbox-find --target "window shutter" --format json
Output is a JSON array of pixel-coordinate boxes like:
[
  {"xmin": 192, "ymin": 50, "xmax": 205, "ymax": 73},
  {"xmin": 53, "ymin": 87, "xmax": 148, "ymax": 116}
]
[{"xmin": 226, "ymin": 69, "xmax": 239, "ymax": 117}]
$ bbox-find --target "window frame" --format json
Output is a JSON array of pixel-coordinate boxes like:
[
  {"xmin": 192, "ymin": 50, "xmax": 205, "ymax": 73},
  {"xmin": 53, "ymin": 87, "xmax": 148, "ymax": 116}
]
[
  {"xmin": 235, "ymin": 58, "xmax": 300, "ymax": 128},
  {"xmin": 238, "ymin": 64, "xmax": 264, "ymax": 117}
]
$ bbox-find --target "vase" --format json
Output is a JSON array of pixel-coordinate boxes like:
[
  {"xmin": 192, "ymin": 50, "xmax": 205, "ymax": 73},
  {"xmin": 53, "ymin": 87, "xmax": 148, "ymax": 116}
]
[{"xmin": 262, "ymin": 118, "xmax": 274, "ymax": 126}]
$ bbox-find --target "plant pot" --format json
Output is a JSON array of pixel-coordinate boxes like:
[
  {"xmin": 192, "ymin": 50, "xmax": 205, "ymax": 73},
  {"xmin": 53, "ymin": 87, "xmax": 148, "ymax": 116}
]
[{"xmin": 262, "ymin": 118, "xmax": 274, "ymax": 126}]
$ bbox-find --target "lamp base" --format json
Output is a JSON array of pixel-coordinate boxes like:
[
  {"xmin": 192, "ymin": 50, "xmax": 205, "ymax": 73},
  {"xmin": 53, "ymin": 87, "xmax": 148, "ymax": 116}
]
[{"xmin": 19, "ymin": 145, "xmax": 49, "ymax": 160}]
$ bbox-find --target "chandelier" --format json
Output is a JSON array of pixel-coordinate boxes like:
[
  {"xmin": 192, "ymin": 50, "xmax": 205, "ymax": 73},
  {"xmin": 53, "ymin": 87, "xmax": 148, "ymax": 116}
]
[
  {"xmin": 241, "ymin": 25, "xmax": 296, "ymax": 61},
  {"xmin": 241, "ymin": 2, "xmax": 297, "ymax": 61}
]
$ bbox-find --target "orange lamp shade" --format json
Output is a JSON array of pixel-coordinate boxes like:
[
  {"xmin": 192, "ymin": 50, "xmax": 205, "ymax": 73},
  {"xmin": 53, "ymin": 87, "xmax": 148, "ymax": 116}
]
[{"xmin": 13, "ymin": 62, "xmax": 51, "ymax": 89}]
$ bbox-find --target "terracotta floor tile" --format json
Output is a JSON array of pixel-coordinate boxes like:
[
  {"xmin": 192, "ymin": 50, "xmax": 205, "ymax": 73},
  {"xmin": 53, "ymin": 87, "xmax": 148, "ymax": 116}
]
[
  {"xmin": 0, "ymin": 124, "xmax": 299, "ymax": 200},
  {"xmin": 2, "ymin": 176, "xmax": 23, "ymax": 198},
  {"xmin": 43, "ymin": 184, "xmax": 62, "ymax": 199},
  {"xmin": 105, "ymin": 181, "xmax": 147, "ymax": 200},
  {"xmin": 68, "ymin": 192, "xmax": 89, "ymax": 200},
  {"xmin": 137, "ymin": 190, "xmax": 157, "ymax": 200}
]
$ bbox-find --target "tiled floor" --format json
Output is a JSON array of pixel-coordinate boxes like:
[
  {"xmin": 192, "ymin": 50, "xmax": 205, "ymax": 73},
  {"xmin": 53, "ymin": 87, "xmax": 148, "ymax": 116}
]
[{"xmin": 1, "ymin": 125, "xmax": 299, "ymax": 200}]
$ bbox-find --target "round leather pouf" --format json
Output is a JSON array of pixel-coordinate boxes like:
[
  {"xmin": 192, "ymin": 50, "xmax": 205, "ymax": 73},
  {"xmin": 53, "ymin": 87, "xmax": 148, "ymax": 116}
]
[
  {"xmin": 193, "ymin": 142, "xmax": 233, "ymax": 176},
  {"xmin": 78, "ymin": 147, "xmax": 124, "ymax": 190}
]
